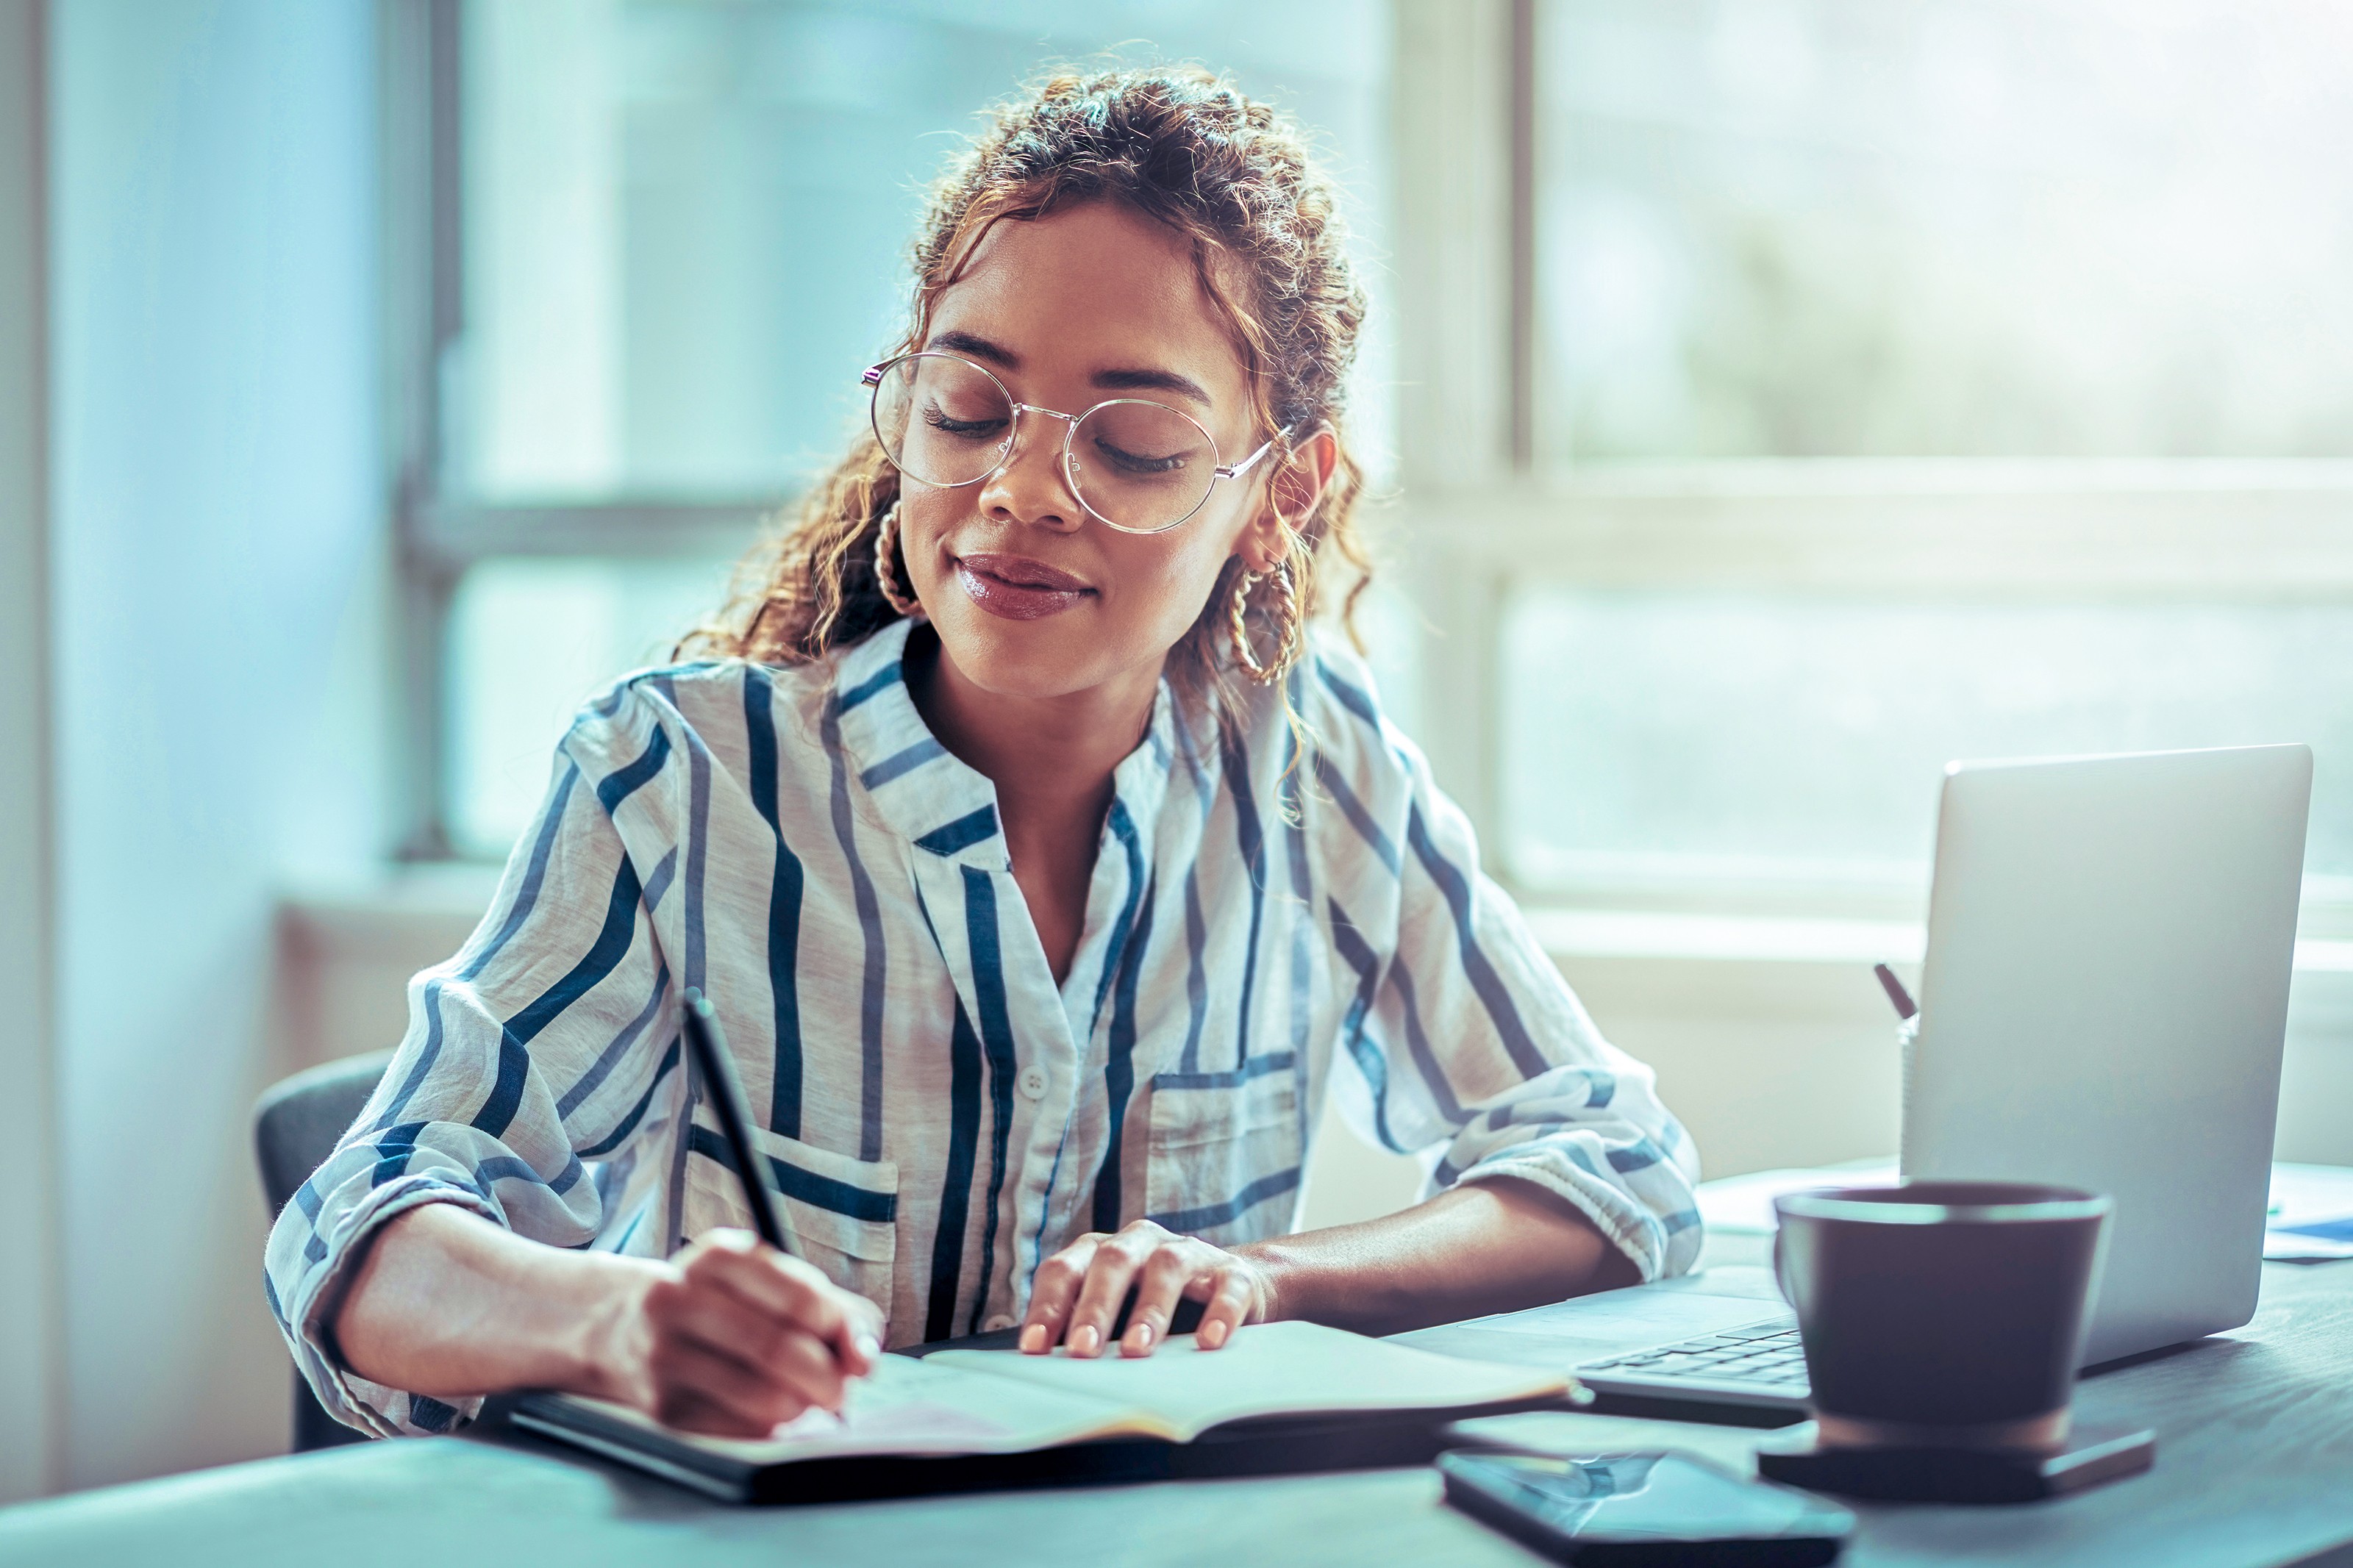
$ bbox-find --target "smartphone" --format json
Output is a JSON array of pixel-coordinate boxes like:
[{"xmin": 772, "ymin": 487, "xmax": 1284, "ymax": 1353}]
[{"xmin": 1437, "ymin": 1450, "xmax": 1854, "ymax": 1567}]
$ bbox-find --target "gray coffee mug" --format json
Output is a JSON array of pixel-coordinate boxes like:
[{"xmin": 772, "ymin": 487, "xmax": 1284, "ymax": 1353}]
[{"xmin": 1774, "ymin": 1181, "xmax": 2112, "ymax": 1452}]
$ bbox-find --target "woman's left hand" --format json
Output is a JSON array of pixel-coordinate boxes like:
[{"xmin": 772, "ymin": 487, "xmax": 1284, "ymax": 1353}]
[{"xmin": 1018, "ymin": 1220, "xmax": 1274, "ymax": 1356}]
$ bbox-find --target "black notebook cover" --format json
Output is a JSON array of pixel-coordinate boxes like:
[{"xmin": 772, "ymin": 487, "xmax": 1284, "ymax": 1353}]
[{"xmin": 495, "ymin": 1388, "xmax": 1569, "ymax": 1506}]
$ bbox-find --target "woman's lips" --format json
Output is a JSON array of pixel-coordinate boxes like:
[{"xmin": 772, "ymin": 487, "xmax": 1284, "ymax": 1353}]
[{"xmin": 953, "ymin": 553, "xmax": 1094, "ymax": 621}]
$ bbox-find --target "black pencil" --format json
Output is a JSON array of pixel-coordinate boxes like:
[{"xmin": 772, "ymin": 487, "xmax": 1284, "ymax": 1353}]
[
  {"xmin": 679, "ymin": 987, "xmax": 803, "ymax": 1261},
  {"xmin": 1874, "ymin": 962, "xmax": 1919, "ymax": 1022}
]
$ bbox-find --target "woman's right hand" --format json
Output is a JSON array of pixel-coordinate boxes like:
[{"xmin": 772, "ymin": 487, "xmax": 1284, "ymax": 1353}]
[
  {"xmin": 333, "ymin": 1206, "xmax": 883, "ymax": 1439},
  {"xmin": 603, "ymin": 1228, "xmax": 885, "ymax": 1437}
]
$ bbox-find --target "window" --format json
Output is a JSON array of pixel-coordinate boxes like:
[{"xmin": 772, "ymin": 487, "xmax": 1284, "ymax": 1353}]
[
  {"xmin": 390, "ymin": 0, "xmax": 1394, "ymax": 856},
  {"xmin": 1536, "ymin": 0, "xmax": 2353, "ymax": 462},
  {"xmin": 1504, "ymin": 590, "xmax": 2353, "ymax": 902},
  {"xmin": 1390, "ymin": 0, "xmax": 2353, "ymax": 923}
]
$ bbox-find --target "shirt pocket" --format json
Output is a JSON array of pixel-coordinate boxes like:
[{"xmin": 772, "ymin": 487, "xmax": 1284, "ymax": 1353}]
[
  {"xmin": 1143, "ymin": 1052, "xmax": 1304, "ymax": 1248},
  {"xmin": 683, "ymin": 1118, "xmax": 899, "ymax": 1311}
]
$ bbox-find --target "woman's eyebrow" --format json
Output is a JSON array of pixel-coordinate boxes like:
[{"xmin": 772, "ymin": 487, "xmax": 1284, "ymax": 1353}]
[
  {"xmin": 929, "ymin": 329, "xmax": 1019, "ymax": 368},
  {"xmin": 1091, "ymin": 365, "xmax": 1213, "ymax": 408},
  {"xmin": 928, "ymin": 328, "xmax": 1213, "ymax": 409}
]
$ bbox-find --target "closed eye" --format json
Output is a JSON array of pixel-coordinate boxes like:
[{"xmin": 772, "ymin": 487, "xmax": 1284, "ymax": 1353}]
[
  {"xmin": 923, "ymin": 401, "xmax": 1010, "ymax": 440},
  {"xmin": 1090, "ymin": 433, "xmax": 1190, "ymax": 476}
]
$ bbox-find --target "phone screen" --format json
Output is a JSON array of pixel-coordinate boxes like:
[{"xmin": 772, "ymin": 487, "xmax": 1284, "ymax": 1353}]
[{"xmin": 1443, "ymin": 1452, "xmax": 1854, "ymax": 1544}]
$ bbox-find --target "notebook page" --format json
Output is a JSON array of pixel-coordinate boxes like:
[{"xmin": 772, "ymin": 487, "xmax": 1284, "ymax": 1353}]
[
  {"xmin": 928, "ymin": 1319, "xmax": 1569, "ymax": 1442},
  {"xmin": 564, "ymin": 1348, "xmax": 1160, "ymax": 1462}
]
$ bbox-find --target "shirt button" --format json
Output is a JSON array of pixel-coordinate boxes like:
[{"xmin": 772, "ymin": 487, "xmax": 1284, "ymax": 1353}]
[
  {"xmin": 1018, "ymin": 1066, "xmax": 1049, "ymax": 1101},
  {"xmin": 984, "ymin": 1314, "xmax": 1016, "ymax": 1333}
]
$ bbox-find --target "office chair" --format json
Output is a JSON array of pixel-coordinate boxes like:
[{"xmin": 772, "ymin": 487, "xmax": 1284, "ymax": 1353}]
[{"xmin": 254, "ymin": 1049, "xmax": 393, "ymax": 1453}]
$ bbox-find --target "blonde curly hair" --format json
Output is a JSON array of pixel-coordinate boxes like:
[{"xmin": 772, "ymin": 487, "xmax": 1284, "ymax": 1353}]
[{"xmin": 686, "ymin": 64, "xmax": 1374, "ymax": 728}]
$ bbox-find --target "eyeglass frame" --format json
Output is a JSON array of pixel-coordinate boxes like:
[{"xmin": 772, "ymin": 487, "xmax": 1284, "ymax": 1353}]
[{"xmin": 861, "ymin": 351, "xmax": 1294, "ymax": 536}]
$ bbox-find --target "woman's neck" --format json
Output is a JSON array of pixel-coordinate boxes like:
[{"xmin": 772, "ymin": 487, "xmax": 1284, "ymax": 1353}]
[
  {"xmin": 904, "ymin": 626, "xmax": 1159, "ymax": 812},
  {"xmin": 905, "ymin": 628, "xmax": 1158, "ymax": 984},
  {"xmin": 903, "ymin": 625, "xmax": 1153, "ymax": 982}
]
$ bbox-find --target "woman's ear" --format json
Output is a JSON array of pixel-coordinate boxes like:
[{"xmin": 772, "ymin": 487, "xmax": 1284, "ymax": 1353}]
[{"xmin": 1236, "ymin": 426, "xmax": 1340, "ymax": 573}]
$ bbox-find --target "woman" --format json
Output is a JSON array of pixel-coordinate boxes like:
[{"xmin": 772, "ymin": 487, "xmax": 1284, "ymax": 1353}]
[{"xmin": 265, "ymin": 67, "xmax": 1701, "ymax": 1441}]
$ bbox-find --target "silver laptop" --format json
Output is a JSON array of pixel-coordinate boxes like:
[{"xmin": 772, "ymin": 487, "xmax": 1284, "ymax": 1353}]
[{"xmin": 1404, "ymin": 744, "xmax": 2312, "ymax": 1415}]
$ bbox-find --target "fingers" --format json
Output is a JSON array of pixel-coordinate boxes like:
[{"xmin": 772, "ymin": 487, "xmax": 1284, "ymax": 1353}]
[
  {"xmin": 835, "ymin": 1292, "xmax": 886, "ymax": 1377},
  {"xmin": 687, "ymin": 1231, "xmax": 845, "ymax": 1333},
  {"xmin": 1063, "ymin": 1228, "xmax": 1163, "ymax": 1358},
  {"xmin": 1119, "ymin": 1239, "xmax": 1210, "ymax": 1357},
  {"xmin": 644, "ymin": 1336, "xmax": 797, "ymax": 1436},
  {"xmin": 1018, "ymin": 1223, "xmax": 1271, "ymax": 1358},
  {"xmin": 1019, "ymin": 1234, "xmax": 1102, "ymax": 1353},
  {"xmin": 645, "ymin": 1267, "xmax": 852, "ymax": 1415},
  {"xmin": 683, "ymin": 1229, "xmax": 885, "ymax": 1372},
  {"xmin": 640, "ymin": 1304, "xmax": 842, "ymax": 1434},
  {"xmin": 642, "ymin": 1230, "xmax": 888, "ymax": 1424},
  {"xmin": 1193, "ymin": 1266, "xmax": 1260, "ymax": 1351}
]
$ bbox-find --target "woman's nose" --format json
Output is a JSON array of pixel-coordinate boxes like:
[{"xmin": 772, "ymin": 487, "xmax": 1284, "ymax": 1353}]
[{"xmin": 976, "ymin": 411, "xmax": 1082, "ymax": 532}]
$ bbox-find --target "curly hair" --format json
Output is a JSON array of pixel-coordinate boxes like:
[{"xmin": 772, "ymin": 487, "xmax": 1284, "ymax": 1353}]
[{"xmin": 686, "ymin": 64, "xmax": 1374, "ymax": 729}]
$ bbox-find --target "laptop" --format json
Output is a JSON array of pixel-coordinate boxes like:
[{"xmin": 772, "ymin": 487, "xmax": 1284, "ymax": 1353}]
[{"xmin": 1402, "ymin": 744, "xmax": 2313, "ymax": 1419}]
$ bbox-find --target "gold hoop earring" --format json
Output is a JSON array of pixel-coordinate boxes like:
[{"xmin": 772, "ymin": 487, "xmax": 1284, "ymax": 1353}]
[
  {"xmin": 1227, "ymin": 559, "xmax": 1303, "ymax": 685},
  {"xmin": 874, "ymin": 502, "xmax": 924, "ymax": 620}
]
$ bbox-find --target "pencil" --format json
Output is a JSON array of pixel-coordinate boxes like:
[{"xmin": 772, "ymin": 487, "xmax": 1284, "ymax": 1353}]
[
  {"xmin": 678, "ymin": 987, "xmax": 804, "ymax": 1261},
  {"xmin": 1873, "ymin": 962, "xmax": 1918, "ymax": 1022}
]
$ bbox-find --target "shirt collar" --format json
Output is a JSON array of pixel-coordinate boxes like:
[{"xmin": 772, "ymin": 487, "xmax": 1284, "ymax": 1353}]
[{"xmin": 827, "ymin": 618, "xmax": 1177, "ymax": 870}]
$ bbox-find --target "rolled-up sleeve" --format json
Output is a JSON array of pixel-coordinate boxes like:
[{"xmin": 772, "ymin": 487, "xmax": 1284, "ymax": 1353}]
[
  {"xmin": 262, "ymin": 687, "xmax": 685, "ymax": 1436},
  {"xmin": 1307, "ymin": 650, "xmax": 1703, "ymax": 1282}
]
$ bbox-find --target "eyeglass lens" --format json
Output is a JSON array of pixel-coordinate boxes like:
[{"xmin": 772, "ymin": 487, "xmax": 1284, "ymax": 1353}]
[{"xmin": 871, "ymin": 354, "xmax": 1219, "ymax": 532}]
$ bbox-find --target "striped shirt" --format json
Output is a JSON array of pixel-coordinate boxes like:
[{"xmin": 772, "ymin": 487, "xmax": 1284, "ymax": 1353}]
[{"xmin": 263, "ymin": 618, "xmax": 1702, "ymax": 1437}]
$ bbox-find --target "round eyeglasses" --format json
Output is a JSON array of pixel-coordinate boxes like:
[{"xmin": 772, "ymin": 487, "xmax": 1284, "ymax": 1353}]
[{"xmin": 863, "ymin": 351, "xmax": 1288, "ymax": 535}]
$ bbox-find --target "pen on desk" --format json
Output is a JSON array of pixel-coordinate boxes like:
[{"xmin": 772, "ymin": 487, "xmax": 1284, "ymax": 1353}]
[
  {"xmin": 1873, "ymin": 962, "xmax": 1918, "ymax": 1022},
  {"xmin": 679, "ymin": 987, "xmax": 804, "ymax": 1262}
]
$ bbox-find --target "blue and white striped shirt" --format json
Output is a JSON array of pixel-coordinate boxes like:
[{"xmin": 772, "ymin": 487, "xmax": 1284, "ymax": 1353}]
[{"xmin": 263, "ymin": 618, "xmax": 1702, "ymax": 1436}]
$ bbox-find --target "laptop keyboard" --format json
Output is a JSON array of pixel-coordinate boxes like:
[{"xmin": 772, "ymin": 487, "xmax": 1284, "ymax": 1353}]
[{"xmin": 1578, "ymin": 1320, "xmax": 1812, "ymax": 1394}]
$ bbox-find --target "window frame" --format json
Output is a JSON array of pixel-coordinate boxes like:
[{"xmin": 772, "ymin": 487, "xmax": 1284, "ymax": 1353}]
[{"xmin": 379, "ymin": 0, "xmax": 772, "ymax": 859}]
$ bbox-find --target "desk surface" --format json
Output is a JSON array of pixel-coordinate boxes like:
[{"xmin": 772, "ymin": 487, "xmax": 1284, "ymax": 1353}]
[{"xmin": 6, "ymin": 1254, "xmax": 2350, "ymax": 1568}]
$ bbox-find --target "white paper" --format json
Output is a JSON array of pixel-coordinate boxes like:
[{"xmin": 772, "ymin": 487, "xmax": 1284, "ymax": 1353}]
[
  {"xmin": 2264, "ymin": 1162, "xmax": 2353, "ymax": 1259},
  {"xmin": 928, "ymin": 1319, "xmax": 1568, "ymax": 1443},
  {"xmin": 572, "ymin": 1350, "xmax": 1138, "ymax": 1462}
]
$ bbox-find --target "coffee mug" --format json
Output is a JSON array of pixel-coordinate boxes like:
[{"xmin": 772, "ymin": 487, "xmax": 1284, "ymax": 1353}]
[{"xmin": 1774, "ymin": 1181, "xmax": 2112, "ymax": 1452}]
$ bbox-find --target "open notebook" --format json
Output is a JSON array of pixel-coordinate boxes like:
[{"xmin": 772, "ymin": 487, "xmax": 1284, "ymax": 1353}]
[{"xmin": 504, "ymin": 1320, "xmax": 1573, "ymax": 1503}]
